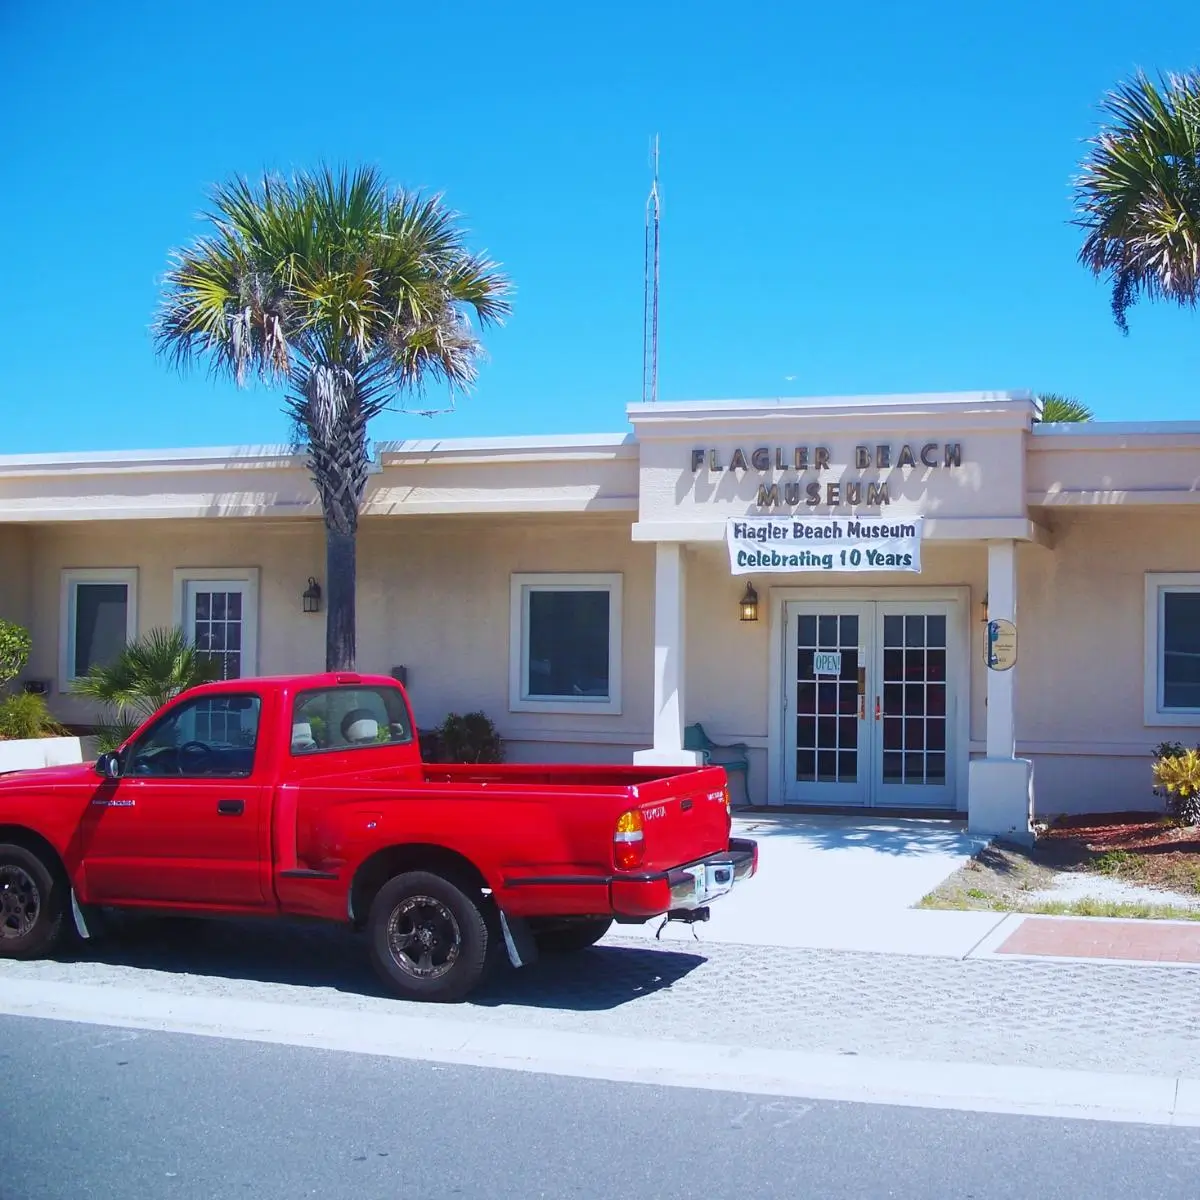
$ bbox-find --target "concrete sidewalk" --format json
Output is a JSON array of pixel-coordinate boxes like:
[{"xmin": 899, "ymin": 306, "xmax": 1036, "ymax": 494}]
[
  {"xmin": 609, "ymin": 813, "xmax": 1200, "ymax": 965},
  {"xmin": 609, "ymin": 812, "xmax": 1004, "ymax": 957}
]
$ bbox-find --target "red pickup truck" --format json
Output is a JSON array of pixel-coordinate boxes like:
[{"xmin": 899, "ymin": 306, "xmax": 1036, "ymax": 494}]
[{"xmin": 0, "ymin": 672, "xmax": 756, "ymax": 1001}]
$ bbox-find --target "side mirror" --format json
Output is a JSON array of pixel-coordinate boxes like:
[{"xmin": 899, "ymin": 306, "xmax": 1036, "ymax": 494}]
[{"xmin": 94, "ymin": 752, "xmax": 122, "ymax": 781}]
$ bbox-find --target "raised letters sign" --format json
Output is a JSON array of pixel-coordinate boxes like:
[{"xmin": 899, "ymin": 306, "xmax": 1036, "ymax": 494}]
[{"xmin": 690, "ymin": 442, "xmax": 963, "ymax": 510}]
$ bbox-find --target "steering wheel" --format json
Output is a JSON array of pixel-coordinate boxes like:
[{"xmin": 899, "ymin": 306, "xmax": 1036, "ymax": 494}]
[{"xmin": 177, "ymin": 740, "xmax": 213, "ymax": 774}]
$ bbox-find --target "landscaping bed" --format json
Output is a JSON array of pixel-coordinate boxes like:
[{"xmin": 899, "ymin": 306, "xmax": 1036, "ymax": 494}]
[{"xmin": 919, "ymin": 811, "xmax": 1200, "ymax": 920}]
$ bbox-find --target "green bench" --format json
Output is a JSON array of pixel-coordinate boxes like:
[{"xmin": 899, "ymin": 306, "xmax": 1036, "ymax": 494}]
[{"xmin": 683, "ymin": 723, "xmax": 751, "ymax": 808}]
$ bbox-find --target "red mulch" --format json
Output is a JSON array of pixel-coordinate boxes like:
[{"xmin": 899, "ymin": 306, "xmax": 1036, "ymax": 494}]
[
  {"xmin": 1041, "ymin": 811, "xmax": 1200, "ymax": 893},
  {"xmin": 1045, "ymin": 811, "xmax": 1200, "ymax": 851}
]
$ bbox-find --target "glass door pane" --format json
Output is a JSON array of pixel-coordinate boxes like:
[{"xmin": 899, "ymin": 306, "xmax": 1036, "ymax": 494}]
[
  {"xmin": 785, "ymin": 603, "xmax": 871, "ymax": 805},
  {"xmin": 874, "ymin": 604, "xmax": 955, "ymax": 808},
  {"xmin": 191, "ymin": 587, "xmax": 245, "ymax": 682}
]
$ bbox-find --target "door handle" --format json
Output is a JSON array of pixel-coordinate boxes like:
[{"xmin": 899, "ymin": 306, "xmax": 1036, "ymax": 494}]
[
  {"xmin": 874, "ymin": 696, "xmax": 881, "ymax": 722},
  {"xmin": 216, "ymin": 799, "xmax": 244, "ymax": 816}
]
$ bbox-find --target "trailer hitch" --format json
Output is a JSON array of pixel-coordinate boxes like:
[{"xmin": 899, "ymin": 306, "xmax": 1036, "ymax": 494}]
[{"xmin": 655, "ymin": 905, "xmax": 711, "ymax": 940}]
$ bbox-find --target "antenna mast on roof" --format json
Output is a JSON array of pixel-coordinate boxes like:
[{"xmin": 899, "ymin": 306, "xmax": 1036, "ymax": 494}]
[{"xmin": 642, "ymin": 134, "xmax": 661, "ymax": 404}]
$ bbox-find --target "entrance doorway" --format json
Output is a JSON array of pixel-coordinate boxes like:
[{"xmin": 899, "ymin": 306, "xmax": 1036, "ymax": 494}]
[{"xmin": 780, "ymin": 597, "xmax": 961, "ymax": 809}]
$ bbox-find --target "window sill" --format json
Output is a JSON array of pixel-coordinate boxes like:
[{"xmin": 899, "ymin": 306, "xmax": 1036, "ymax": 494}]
[
  {"xmin": 1144, "ymin": 711, "xmax": 1200, "ymax": 728},
  {"xmin": 509, "ymin": 697, "xmax": 622, "ymax": 716}
]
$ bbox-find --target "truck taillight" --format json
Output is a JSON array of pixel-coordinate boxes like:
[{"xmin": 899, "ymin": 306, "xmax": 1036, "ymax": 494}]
[
  {"xmin": 613, "ymin": 809, "xmax": 645, "ymax": 870},
  {"xmin": 723, "ymin": 785, "xmax": 732, "ymax": 831}
]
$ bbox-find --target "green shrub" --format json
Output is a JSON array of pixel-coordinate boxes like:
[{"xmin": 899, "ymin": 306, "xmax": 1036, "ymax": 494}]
[
  {"xmin": 1152, "ymin": 745, "xmax": 1200, "ymax": 826},
  {"xmin": 0, "ymin": 620, "xmax": 31, "ymax": 690},
  {"xmin": 71, "ymin": 626, "xmax": 222, "ymax": 750},
  {"xmin": 0, "ymin": 692, "xmax": 67, "ymax": 741},
  {"xmin": 437, "ymin": 711, "xmax": 504, "ymax": 763}
]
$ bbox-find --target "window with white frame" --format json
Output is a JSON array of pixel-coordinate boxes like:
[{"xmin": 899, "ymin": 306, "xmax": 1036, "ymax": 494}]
[
  {"xmin": 1145, "ymin": 573, "xmax": 1200, "ymax": 724},
  {"xmin": 509, "ymin": 573, "xmax": 622, "ymax": 714},
  {"xmin": 174, "ymin": 569, "xmax": 260, "ymax": 682},
  {"xmin": 60, "ymin": 569, "xmax": 138, "ymax": 686}
]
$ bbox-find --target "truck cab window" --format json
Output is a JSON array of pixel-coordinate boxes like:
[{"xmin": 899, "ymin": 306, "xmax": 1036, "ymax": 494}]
[
  {"xmin": 290, "ymin": 687, "xmax": 412, "ymax": 755},
  {"xmin": 125, "ymin": 694, "xmax": 262, "ymax": 778}
]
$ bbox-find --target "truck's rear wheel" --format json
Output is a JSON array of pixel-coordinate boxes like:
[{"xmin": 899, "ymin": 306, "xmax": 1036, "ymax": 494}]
[
  {"xmin": 0, "ymin": 842, "xmax": 67, "ymax": 960},
  {"xmin": 533, "ymin": 917, "xmax": 613, "ymax": 954},
  {"xmin": 366, "ymin": 870, "xmax": 496, "ymax": 1003}
]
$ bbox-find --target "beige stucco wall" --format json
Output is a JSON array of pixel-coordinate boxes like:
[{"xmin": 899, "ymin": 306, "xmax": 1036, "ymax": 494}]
[
  {"xmin": 1028, "ymin": 428, "xmax": 1200, "ymax": 506},
  {"xmin": 0, "ymin": 524, "xmax": 32, "ymax": 628},
  {"xmin": 20, "ymin": 514, "xmax": 656, "ymax": 758},
  {"xmin": 25, "ymin": 518, "xmax": 326, "ymax": 723},
  {"xmin": 0, "ymin": 438, "xmax": 638, "ymax": 522},
  {"xmin": 354, "ymin": 514, "xmax": 655, "ymax": 753},
  {"xmin": 1016, "ymin": 509, "xmax": 1200, "ymax": 816},
  {"xmin": 630, "ymin": 395, "xmax": 1036, "ymax": 544},
  {"xmin": 18, "ymin": 506, "xmax": 1189, "ymax": 815}
]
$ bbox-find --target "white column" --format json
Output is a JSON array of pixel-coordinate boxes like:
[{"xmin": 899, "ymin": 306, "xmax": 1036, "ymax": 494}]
[
  {"xmin": 985, "ymin": 539, "xmax": 1017, "ymax": 758},
  {"xmin": 633, "ymin": 542, "xmax": 703, "ymax": 767},
  {"xmin": 968, "ymin": 538, "xmax": 1034, "ymax": 843}
]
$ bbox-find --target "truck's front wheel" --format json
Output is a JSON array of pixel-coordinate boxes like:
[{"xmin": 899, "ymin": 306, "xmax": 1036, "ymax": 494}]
[
  {"xmin": 0, "ymin": 842, "xmax": 67, "ymax": 960},
  {"xmin": 366, "ymin": 871, "xmax": 496, "ymax": 1003}
]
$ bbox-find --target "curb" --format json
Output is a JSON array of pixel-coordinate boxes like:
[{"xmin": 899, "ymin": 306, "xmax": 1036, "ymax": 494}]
[{"xmin": 1, "ymin": 977, "xmax": 1196, "ymax": 1127}]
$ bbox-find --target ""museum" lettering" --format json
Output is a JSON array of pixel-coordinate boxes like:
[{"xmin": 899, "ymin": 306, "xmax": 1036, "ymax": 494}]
[{"xmin": 688, "ymin": 441, "xmax": 964, "ymax": 509}]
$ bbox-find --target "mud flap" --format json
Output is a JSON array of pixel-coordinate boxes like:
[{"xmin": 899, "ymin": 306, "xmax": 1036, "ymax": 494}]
[
  {"xmin": 499, "ymin": 911, "xmax": 539, "ymax": 969},
  {"xmin": 70, "ymin": 890, "xmax": 91, "ymax": 939}
]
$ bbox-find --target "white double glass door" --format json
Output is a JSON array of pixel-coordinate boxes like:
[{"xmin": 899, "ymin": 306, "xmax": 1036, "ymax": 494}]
[{"xmin": 782, "ymin": 599, "xmax": 957, "ymax": 808}]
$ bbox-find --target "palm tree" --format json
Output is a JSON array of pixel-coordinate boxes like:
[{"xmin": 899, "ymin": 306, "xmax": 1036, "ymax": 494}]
[
  {"xmin": 71, "ymin": 626, "xmax": 222, "ymax": 750},
  {"xmin": 154, "ymin": 165, "xmax": 511, "ymax": 670},
  {"xmin": 1035, "ymin": 392, "xmax": 1094, "ymax": 422},
  {"xmin": 1072, "ymin": 69, "xmax": 1200, "ymax": 333}
]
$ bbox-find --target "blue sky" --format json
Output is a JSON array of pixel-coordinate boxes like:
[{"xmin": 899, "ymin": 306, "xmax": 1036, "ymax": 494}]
[{"xmin": 1, "ymin": 0, "xmax": 1197, "ymax": 453}]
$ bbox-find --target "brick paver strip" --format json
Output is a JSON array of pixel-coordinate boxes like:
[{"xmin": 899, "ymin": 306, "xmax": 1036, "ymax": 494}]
[
  {"xmin": 6, "ymin": 915, "xmax": 1200, "ymax": 1078},
  {"xmin": 998, "ymin": 916, "xmax": 1200, "ymax": 963}
]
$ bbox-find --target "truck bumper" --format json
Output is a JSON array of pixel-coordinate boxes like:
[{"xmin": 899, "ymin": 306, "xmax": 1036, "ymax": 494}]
[{"xmin": 611, "ymin": 837, "xmax": 758, "ymax": 920}]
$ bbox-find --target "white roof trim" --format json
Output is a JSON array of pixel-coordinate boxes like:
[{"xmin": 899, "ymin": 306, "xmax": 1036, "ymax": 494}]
[
  {"xmin": 627, "ymin": 390, "xmax": 1036, "ymax": 416},
  {"xmin": 0, "ymin": 432, "xmax": 636, "ymax": 475},
  {"xmin": 1032, "ymin": 421, "xmax": 1200, "ymax": 436}
]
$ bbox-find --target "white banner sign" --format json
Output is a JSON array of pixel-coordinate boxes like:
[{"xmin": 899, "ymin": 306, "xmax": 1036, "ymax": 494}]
[{"xmin": 727, "ymin": 516, "xmax": 923, "ymax": 575}]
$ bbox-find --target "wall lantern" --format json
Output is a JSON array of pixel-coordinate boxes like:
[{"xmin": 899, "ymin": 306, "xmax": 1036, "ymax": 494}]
[
  {"xmin": 302, "ymin": 577, "xmax": 322, "ymax": 614},
  {"xmin": 979, "ymin": 591, "xmax": 989, "ymax": 623},
  {"xmin": 738, "ymin": 581, "xmax": 759, "ymax": 622}
]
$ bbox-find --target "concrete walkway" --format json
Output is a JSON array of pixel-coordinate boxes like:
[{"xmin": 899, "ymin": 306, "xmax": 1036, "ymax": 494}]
[
  {"xmin": 606, "ymin": 812, "xmax": 1200, "ymax": 965},
  {"xmin": 607, "ymin": 812, "xmax": 1005, "ymax": 957}
]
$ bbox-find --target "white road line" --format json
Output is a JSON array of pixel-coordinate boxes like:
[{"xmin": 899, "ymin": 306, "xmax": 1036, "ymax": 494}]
[{"xmin": 1, "ymin": 976, "xmax": 1196, "ymax": 1127}]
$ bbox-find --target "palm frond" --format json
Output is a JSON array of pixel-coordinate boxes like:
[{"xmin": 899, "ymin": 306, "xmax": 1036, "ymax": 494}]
[
  {"xmin": 1072, "ymin": 69, "xmax": 1200, "ymax": 331},
  {"xmin": 1035, "ymin": 392, "xmax": 1094, "ymax": 422},
  {"xmin": 71, "ymin": 626, "xmax": 222, "ymax": 731},
  {"xmin": 156, "ymin": 163, "xmax": 512, "ymax": 671}
]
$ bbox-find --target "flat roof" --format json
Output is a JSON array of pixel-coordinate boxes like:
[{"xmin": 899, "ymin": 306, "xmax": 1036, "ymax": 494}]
[{"xmin": 1, "ymin": 389, "xmax": 1199, "ymax": 471}]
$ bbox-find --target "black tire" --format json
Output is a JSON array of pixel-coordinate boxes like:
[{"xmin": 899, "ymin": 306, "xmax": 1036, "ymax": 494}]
[
  {"xmin": 0, "ymin": 842, "xmax": 67, "ymax": 960},
  {"xmin": 366, "ymin": 870, "xmax": 497, "ymax": 1003},
  {"xmin": 533, "ymin": 917, "xmax": 613, "ymax": 954}
]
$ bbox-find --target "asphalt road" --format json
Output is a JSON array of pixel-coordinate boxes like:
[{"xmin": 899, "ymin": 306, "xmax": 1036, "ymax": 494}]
[{"xmin": 3, "ymin": 1015, "xmax": 1199, "ymax": 1200}]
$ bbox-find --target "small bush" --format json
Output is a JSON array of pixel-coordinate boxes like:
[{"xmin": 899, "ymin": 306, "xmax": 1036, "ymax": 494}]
[
  {"xmin": 437, "ymin": 711, "xmax": 504, "ymax": 763},
  {"xmin": 1093, "ymin": 849, "xmax": 1139, "ymax": 875},
  {"xmin": 0, "ymin": 692, "xmax": 67, "ymax": 741},
  {"xmin": 1152, "ymin": 746, "xmax": 1200, "ymax": 826},
  {"xmin": 0, "ymin": 620, "xmax": 31, "ymax": 690}
]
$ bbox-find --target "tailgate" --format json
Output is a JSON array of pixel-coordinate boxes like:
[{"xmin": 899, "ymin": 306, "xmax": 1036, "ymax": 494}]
[{"xmin": 634, "ymin": 777, "xmax": 731, "ymax": 874}]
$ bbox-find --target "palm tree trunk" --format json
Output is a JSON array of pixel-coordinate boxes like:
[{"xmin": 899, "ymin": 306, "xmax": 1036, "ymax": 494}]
[
  {"xmin": 298, "ymin": 365, "xmax": 371, "ymax": 673},
  {"xmin": 325, "ymin": 524, "xmax": 356, "ymax": 671}
]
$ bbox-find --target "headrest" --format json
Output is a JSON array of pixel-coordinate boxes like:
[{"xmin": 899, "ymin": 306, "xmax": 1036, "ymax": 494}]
[
  {"xmin": 340, "ymin": 708, "xmax": 379, "ymax": 744},
  {"xmin": 291, "ymin": 721, "xmax": 316, "ymax": 753}
]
